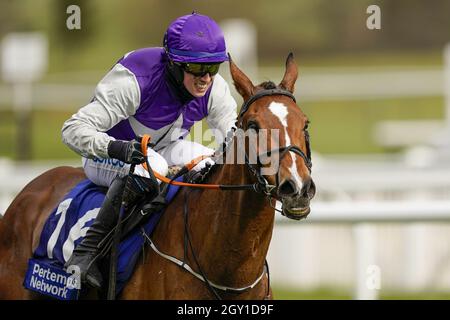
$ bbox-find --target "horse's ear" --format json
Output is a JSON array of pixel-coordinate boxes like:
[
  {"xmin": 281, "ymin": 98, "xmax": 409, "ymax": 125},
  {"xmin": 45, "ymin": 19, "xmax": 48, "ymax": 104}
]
[
  {"xmin": 279, "ymin": 52, "xmax": 298, "ymax": 93},
  {"xmin": 229, "ymin": 54, "xmax": 255, "ymax": 101}
]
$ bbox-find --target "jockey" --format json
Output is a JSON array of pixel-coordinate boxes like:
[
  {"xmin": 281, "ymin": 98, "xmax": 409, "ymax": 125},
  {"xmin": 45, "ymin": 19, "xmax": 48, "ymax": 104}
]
[{"xmin": 61, "ymin": 13, "xmax": 237, "ymax": 288}]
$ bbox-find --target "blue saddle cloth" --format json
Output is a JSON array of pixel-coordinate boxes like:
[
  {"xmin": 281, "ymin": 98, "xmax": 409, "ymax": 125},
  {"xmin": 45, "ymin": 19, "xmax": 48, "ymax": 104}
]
[{"xmin": 28, "ymin": 177, "xmax": 182, "ymax": 297}]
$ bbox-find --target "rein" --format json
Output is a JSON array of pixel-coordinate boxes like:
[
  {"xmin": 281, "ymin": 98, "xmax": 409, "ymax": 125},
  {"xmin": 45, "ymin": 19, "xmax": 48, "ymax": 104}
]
[{"xmin": 140, "ymin": 135, "xmax": 262, "ymax": 191}]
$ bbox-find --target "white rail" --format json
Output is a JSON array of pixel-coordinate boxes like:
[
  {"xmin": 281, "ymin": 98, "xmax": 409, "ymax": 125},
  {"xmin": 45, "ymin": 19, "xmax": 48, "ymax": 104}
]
[
  {"xmin": 274, "ymin": 200, "xmax": 450, "ymax": 300},
  {"xmin": 276, "ymin": 201, "xmax": 450, "ymax": 224}
]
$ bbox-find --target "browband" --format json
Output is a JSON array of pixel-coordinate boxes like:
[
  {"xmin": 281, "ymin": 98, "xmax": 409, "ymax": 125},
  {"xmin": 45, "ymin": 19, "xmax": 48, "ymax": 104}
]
[{"xmin": 238, "ymin": 88, "xmax": 296, "ymax": 121}]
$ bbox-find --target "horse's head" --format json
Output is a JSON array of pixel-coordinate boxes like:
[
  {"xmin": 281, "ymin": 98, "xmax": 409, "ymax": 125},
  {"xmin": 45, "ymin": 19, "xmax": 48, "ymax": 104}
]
[{"xmin": 229, "ymin": 53, "xmax": 316, "ymax": 220}]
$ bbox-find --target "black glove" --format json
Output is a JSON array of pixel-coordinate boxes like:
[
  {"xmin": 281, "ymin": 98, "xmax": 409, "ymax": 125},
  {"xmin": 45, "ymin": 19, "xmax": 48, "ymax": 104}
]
[
  {"xmin": 107, "ymin": 140, "xmax": 145, "ymax": 164},
  {"xmin": 122, "ymin": 174, "xmax": 159, "ymax": 206}
]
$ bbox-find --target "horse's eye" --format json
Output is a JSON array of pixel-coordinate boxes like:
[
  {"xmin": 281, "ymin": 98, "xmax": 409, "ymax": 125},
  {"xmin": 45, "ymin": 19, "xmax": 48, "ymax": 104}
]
[{"xmin": 304, "ymin": 121, "xmax": 310, "ymax": 131}]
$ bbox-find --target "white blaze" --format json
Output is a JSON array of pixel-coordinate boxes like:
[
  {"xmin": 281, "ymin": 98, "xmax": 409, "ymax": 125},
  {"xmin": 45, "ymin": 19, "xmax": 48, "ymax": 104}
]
[{"xmin": 268, "ymin": 102, "xmax": 303, "ymax": 190}]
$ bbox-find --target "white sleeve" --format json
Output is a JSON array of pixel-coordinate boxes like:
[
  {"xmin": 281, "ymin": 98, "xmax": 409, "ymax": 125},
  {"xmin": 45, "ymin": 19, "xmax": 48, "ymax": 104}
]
[
  {"xmin": 61, "ymin": 64, "xmax": 141, "ymax": 159},
  {"xmin": 206, "ymin": 74, "xmax": 237, "ymax": 146}
]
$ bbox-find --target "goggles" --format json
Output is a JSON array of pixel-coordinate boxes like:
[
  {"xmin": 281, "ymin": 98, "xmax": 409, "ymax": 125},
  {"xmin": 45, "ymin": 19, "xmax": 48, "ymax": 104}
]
[{"xmin": 179, "ymin": 62, "xmax": 221, "ymax": 77}]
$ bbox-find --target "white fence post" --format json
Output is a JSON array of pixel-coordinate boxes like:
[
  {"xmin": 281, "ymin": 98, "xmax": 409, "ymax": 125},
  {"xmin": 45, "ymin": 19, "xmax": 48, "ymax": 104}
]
[
  {"xmin": 353, "ymin": 223, "xmax": 379, "ymax": 300},
  {"xmin": 1, "ymin": 32, "xmax": 48, "ymax": 160},
  {"xmin": 220, "ymin": 19, "xmax": 258, "ymax": 81}
]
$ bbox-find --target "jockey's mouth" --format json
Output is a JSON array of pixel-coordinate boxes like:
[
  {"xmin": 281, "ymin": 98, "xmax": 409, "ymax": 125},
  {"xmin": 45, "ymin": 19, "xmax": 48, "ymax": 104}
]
[{"xmin": 194, "ymin": 79, "xmax": 210, "ymax": 93}]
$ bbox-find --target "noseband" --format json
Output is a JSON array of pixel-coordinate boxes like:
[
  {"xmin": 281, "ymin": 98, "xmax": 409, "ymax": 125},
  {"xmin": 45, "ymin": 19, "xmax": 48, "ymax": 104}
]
[{"xmin": 238, "ymin": 88, "xmax": 313, "ymax": 197}]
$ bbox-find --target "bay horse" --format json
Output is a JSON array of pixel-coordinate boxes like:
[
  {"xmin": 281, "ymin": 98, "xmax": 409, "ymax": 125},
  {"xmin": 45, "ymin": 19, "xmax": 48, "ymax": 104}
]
[{"xmin": 0, "ymin": 53, "xmax": 315, "ymax": 299}]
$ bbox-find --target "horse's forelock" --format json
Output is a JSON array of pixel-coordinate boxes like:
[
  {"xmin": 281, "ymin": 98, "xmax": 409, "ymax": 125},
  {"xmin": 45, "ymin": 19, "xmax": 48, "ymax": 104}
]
[{"xmin": 257, "ymin": 81, "xmax": 277, "ymax": 90}]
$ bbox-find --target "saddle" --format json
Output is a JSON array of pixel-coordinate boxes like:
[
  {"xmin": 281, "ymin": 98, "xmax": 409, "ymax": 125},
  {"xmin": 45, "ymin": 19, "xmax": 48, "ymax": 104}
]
[{"xmin": 23, "ymin": 166, "xmax": 185, "ymax": 300}]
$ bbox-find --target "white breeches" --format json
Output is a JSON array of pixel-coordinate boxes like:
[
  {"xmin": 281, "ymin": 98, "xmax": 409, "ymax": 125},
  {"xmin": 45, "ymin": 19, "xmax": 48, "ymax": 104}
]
[{"xmin": 83, "ymin": 139, "xmax": 215, "ymax": 187}]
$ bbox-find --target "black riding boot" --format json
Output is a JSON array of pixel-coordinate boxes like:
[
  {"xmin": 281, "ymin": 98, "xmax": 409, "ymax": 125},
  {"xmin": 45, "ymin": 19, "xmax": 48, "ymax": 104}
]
[
  {"xmin": 65, "ymin": 176, "xmax": 126, "ymax": 289},
  {"xmin": 65, "ymin": 173, "xmax": 159, "ymax": 289}
]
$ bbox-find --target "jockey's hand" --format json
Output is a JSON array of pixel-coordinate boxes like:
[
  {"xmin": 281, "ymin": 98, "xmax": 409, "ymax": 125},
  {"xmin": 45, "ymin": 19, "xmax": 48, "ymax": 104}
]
[{"xmin": 107, "ymin": 140, "xmax": 146, "ymax": 164}]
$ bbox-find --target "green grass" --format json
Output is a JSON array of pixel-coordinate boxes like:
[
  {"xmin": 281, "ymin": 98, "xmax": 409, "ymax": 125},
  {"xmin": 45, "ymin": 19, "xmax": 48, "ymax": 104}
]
[
  {"xmin": 0, "ymin": 95, "xmax": 444, "ymax": 160},
  {"xmin": 272, "ymin": 286, "xmax": 450, "ymax": 300},
  {"xmin": 272, "ymin": 287, "xmax": 352, "ymax": 300},
  {"xmin": 263, "ymin": 50, "xmax": 443, "ymax": 68},
  {"xmin": 0, "ymin": 110, "xmax": 16, "ymax": 158},
  {"xmin": 0, "ymin": 109, "xmax": 78, "ymax": 160},
  {"xmin": 302, "ymin": 96, "xmax": 444, "ymax": 154},
  {"xmin": 32, "ymin": 110, "xmax": 79, "ymax": 160}
]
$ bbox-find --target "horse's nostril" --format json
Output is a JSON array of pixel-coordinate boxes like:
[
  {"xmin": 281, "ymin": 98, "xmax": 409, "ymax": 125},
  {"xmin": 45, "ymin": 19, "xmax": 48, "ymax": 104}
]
[
  {"xmin": 278, "ymin": 179, "xmax": 297, "ymax": 197},
  {"xmin": 301, "ymin": 178, "xmax": 316, "ymax": 199}
]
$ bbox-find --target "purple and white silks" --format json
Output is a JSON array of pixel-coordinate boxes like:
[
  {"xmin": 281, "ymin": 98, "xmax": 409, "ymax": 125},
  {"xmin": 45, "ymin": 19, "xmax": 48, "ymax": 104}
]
[{"xmin": 62, "ymin": 47, "xmax": 237, "ymax": 160}]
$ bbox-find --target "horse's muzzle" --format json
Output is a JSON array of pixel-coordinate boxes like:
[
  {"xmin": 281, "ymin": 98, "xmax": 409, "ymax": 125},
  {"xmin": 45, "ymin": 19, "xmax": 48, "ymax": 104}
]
[
  {"xmin": 279, "ymin": 178, "xmax": 315, "ymax": 220},
  {"xmin": 281, "ymin": 196, "xmax": 311, "ymax": 220}
]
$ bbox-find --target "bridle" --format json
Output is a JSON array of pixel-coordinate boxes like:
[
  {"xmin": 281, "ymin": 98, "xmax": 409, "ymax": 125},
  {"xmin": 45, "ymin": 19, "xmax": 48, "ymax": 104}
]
[
  {"xmin": 140, "ymin": 88, "xmax": 313, "ymax": 300},
  {"xmin": 238, "ymin": 88, "xmax": 312, "ymax": 203}
]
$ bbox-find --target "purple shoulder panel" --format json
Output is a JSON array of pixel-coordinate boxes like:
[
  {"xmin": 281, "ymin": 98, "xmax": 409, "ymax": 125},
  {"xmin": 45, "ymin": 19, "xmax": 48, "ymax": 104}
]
[
  {"xmin": 107, "ymin": 47, "xmax": 214, "ymax": 141},
  {"xmin": 118, "ymin": 47, "xmax": 167, "ymax": 104},
  {"xmin": 118, "ymin": 47, "xmax": 166, "ymax": 77}
]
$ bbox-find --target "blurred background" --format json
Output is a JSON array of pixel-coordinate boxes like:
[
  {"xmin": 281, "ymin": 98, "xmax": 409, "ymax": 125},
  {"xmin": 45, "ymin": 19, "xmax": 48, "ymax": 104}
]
[{"xmin": 1, "ymin": 0, "xmax": 450, "ymax": 299}]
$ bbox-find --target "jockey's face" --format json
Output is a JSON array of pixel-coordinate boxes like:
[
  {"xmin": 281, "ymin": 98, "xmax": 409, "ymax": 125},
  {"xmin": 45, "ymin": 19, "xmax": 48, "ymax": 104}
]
[{"xmin": 183, "ymin": 71, "xmax": 214, "ymax": 97}]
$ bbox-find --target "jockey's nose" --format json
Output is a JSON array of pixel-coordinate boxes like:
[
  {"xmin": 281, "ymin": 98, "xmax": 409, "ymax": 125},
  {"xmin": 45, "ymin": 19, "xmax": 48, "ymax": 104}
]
[
  {"xmin": 277, "ymin": 179, "xmax": 298, "ymax": 197},
  {"xmin": 200, "ymin": 73, "xmax": 212, "ymax": 81}
]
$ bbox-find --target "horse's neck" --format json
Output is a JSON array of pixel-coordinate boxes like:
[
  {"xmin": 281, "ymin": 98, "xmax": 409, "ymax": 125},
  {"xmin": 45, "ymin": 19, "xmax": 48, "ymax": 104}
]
[{"xmin": 188, "ymin": 161, "xmax": 275, "ymax": 287}]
